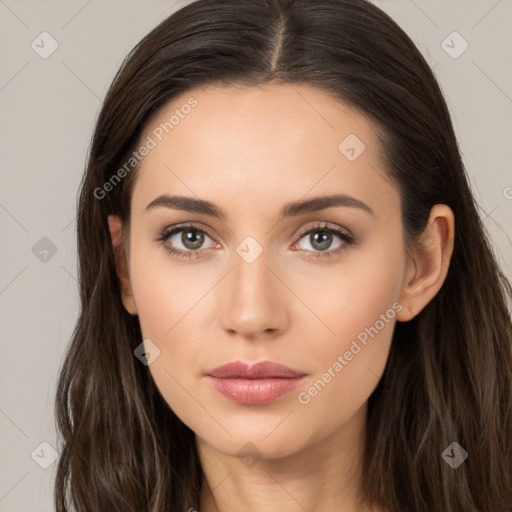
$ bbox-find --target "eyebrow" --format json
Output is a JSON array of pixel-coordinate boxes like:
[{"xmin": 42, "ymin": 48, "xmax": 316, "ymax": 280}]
[{"xmin": 145, "ymin": 193, "xmax": 375, "ymax": 219}]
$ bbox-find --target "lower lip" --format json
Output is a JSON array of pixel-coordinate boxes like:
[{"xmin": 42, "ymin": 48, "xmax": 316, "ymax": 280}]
[{"xmin": 207, "ymin": 376, "xmax": 306, "ymax": 405}]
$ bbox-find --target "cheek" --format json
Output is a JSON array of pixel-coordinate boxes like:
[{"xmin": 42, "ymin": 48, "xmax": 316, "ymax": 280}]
[
  {"xmin": 292, "ymin": 234, "xmax": 404, "ymax": 352},
  {"xmin": 292, "ymin": 234, "xmax": 405, "ymax": 407},
  {"xmin": 129, "ymin": 256, "xmax": 209, "ymax": 428},
  {"xmin": 128, "ymin": 243, "xmax": 219, "ymax": 383},
  {"xmin": 129, "ymin": 241, "xmax": 204, "ymax": 339}
]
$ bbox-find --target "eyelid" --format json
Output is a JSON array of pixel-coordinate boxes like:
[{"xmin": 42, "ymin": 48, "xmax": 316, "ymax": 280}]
[
  {"xmin": 160, "ymin": 221, "xmax": 352, "ymax": 241},
  {"xmin": 157, "ymin": 220, "xmax": 355, "ymax": 258},
  {"xmin": 294, "ymin": 221, "xmax": 353, "ymax": 240},
  {"xmin": 160, "ymin": 222, "xmax": 218, "ymax": 242}
]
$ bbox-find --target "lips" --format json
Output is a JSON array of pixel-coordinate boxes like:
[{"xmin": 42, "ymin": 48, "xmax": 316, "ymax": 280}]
[
  {"xmin": 207, "ymin": 360, "xmax": 306, "ymax": 379},
  {"xmin": 206, "ymin": 360, "xmax": 307, "ymax": 405}
]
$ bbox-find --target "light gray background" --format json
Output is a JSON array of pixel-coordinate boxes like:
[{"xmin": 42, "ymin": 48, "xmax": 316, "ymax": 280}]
[{"xmin": 1, "ymin": 1, "xmax": 511, "ymax": 510}]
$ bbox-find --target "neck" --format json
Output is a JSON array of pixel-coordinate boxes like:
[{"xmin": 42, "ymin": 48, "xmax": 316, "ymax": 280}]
[{"xmin": 196, "ymin": 403, "xmax": 379, "ymax": 512}]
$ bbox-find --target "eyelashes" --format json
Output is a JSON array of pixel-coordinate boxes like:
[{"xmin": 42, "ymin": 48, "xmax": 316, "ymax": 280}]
[
  {"xmin": 155, "ymin": 222, "xmax": 356, "ymax": 260},
  {"xmin": 156, "ymin": 223, "xmax": 216, "ymax": 260},
  {"xmin": 294, "ymin": 223, "xmax": 355, "ymax": 259}
]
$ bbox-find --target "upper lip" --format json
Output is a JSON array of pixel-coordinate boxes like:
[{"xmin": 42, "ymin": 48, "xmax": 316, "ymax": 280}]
[{"xmin": 206, "ymin": 360, "xmax": 306, "ymax": 379}]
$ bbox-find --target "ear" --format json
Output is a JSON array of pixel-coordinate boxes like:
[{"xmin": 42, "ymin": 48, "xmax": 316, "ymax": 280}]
[
  {"xmin": 396, "ymin": 204, "xmax": 455, "ymax": 322},
  {"xmin": 108, "ymin": 214, "xmax": 137, "ymax": 315}
]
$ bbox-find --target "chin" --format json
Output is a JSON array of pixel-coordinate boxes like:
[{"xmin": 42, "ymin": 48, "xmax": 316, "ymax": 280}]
[{"xmin": 195, "ymin": 423, "xmax": 311, "ymax": 461}]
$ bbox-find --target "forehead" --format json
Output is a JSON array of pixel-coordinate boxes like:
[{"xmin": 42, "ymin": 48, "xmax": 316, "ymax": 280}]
[{"xmin": 131, "ymin": 83, "xmax": 397, "ymax": 219}]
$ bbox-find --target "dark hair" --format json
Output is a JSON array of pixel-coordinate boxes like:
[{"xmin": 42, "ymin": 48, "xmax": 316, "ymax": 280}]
[{"xmin": 54, "ymin": 0, "xmax": 512, "ymax": 510}]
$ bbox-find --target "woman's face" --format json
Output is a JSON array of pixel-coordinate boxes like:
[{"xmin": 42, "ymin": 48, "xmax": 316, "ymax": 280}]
[{"xmin": 119, "ymin": 83, "xmax": 412, "ymax": 459}]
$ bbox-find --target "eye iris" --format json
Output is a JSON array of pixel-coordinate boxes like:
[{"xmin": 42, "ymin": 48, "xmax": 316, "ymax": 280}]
[
  {"xmin": 182, "ymin": 229, "xmax": 204, "ymax": 250},
  {"xmin": 311, "ymin": 230, "xmax": 332, "ymax": 251}
]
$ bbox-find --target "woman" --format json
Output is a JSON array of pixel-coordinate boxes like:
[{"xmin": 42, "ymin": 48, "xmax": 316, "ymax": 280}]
[{"xmin": 54, "ymin": 0, "xmax": 512, "ymax": 510}]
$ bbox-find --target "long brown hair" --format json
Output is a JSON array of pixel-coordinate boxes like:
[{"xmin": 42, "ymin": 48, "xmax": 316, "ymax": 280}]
[{"xmin": 54, "ymin": 0, "xmax": 512, "ymax": 510}]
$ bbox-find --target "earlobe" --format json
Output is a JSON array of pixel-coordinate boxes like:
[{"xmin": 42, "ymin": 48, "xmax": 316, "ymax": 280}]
[
  {"xmin": 108, "ymin": 214, "xmax": 123, "ymax": 249},
  {"xmin": 108, "ymin": 214, "xmax": 138, "ymax": 316},
  {"xmin": 396, "ymin": 205, "xmax": 455, "ymax": 322}
]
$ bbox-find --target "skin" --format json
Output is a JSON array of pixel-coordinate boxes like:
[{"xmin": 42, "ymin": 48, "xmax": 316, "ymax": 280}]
[{"xmin": 108, "ymin": 82, "xmax": 455, "ymax": 512}]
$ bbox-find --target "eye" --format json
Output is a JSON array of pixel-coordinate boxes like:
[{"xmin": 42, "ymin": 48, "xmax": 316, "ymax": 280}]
[
  {"xmin": 156, "ymin": 222, "xmax": 355, "ymax": 260},
  {"xmin": 294, "ymin": 223, "xmax": 355, "ymax": 258},
  {"xmin": 156, "ymin": 224, "xmax": 217, "ymax": 259}
]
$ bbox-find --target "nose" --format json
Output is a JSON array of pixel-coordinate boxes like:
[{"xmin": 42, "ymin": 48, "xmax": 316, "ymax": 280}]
[{"xmin": 219, "ymin": 249, "xmax": 289, "ymax": 340}]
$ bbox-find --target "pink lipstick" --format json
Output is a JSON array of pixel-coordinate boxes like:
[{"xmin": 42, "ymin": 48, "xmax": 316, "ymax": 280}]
[{"xmin": 206, "ymin": 360, "xmax": 307, "ymax": 405}]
